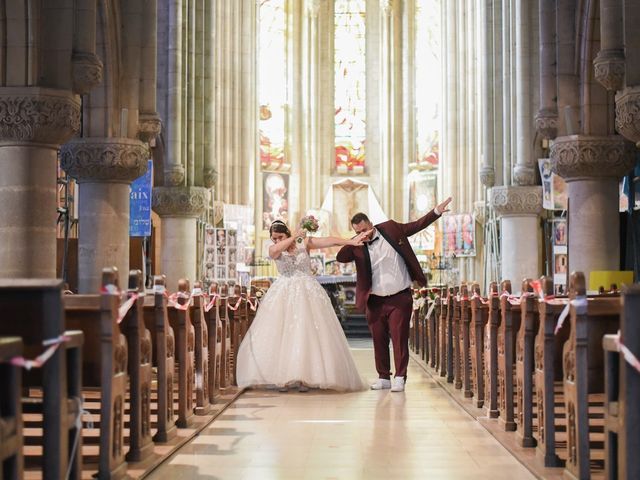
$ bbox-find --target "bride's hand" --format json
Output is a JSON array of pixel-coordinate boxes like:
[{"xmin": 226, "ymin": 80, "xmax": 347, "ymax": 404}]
[
  {"xmin": 293, "ymin": 228, "xmax": 306, "ymax": 241},
  {"xmin": 348, "ymin": 231, "xmax": 370, "ymax": 246}
]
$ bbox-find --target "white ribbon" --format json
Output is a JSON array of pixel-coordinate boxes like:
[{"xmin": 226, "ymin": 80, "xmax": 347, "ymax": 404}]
[{"xmin": 555, "ymin": 296, "xmax": 588, "ymax": 334}]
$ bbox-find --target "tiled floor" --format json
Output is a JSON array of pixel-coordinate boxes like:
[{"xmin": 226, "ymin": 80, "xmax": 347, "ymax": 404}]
[{"xmin": 147, "ymin": 342, "xmax": 535, "ymax": 480}]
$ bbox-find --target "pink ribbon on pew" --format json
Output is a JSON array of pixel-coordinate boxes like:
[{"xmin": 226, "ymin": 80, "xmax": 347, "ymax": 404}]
[
  {"xmin": 9, "ymin": 335, "xmax": 70, "ymax": 371},
  {"xmin": 471, "ymin": 292, "xmax": 489, "ymax": 305},
  {"xmin": 204, "ymin": 293, "xmax": 218, "ymax": 312},
  {"xmin": 426, "ymin": 301, "xmax": 436, "ymax": 319},
  {"xmin": 191, "ymin": 287, "xmax": 203, "ymax": 297},
  {"xmin": 554, "ymin": 296, "xmax": 588, "ymax": 334},
  {"xmin": 153, "ymin": 284, "xmax": 166, "ymax": 295},
  {"xmin": 101, "ymin": 284, "xmax": 119, "ymax": 295},
  {"xmin": 117, "ymin": 292, "xmax": 139, "ymax": 324},
  {"xmin": 246, "ymin": 295, "xmax": 258, "ymax": 311},
  {"xmin": 614, "ymin": 332, "xmax": 640, "ymax": 374},
  {"xmin": 228, "ymin": 296, "xmax": 243, "ymax": 311}
]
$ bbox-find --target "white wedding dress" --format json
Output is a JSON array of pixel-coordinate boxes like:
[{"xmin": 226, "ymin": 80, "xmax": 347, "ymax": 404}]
[{"xmin": 236, "ymin": 242, "xmax": 367, "ymax": 392}]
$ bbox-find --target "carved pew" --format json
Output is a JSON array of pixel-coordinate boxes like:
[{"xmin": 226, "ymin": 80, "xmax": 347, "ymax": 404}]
[
  {"xmin": 515, "ymin": 279, "xmax": 536, "ymax": 447},
  {"xmin": 603, "ymin": 284, "xmax": 640, "ymax": 480},
  {"xmin": 218, "ymin": 284, "xmax": 233, "ymax": 389},
  {"xmin": 439, "ymin": 287, "xmax": 449, "ymax": 379},
  {"xmin": 445, "ymin": 287, "xmax": 455, "ymax": 383},
  {"xmin": 63, "ymin": 269, "xmax": 129, "ymax": 479},
  {"xmin": 0, "ymin": 337, "xmax": 23, "ymax": 480},
  {"xmin": 484, "ymin": 282, "xmax": 500, "ymax": 419},
  {"xmin": 189, "ymin": 282, "xmax": 212, "ymax": 415},
  {"xmin": 167, "ymin": 279, "xmax": 195, "ymax": 428},
  {"xmin": 204, "ymin": 284, "xmax": 222, "ymax": 398},
  {"xmin": 470, "ymin": 283, "xmax": 488, "ymax": 409},
  {"xmin": 142, "ymin": 275, "xmax": 177, "ymax": 442},
  {"xmin": 563, "ymin": 272, "xmax": 620, "ymax": 480},
  {"xmin": 410, "ymin": 290, "xmax": 418, "ymax": 353},
  {"xmin": 459, "ymin": 284, "xmax": 473, "ymax": 398},
  {"xmin": 0, "ymin": 279, "xmax": 84, "ymax": 480},
  {"xmin": 498, "ymin": 280, "xmax": 520, "ymax": 431},
  {"xmin": 452, "ymin": 286, "xmax": 463, "ymax": 389},
  {"xmin": 246, "ymin": 286, "xmax": 259, "ymax": 329},
  {"xmin": 120, "ymin": 271, "xmax": 154, "ymax": 462},
  {"xmin": 534, "ymin": 276, "xmax": 570, "ymax": 466},
  {"xmin": 430, "ymin": 291, "xmax": 441, "ymax": 370}
]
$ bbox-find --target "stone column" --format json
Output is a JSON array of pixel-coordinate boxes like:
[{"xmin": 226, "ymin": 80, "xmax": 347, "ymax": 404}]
[
  {"xmin": 534, "ymin": 0, "xmax": 558, "ymax": 141},
  {"xmin": 479, "ymin": 0, "xmax": 495, "ymax": 189},
  {"xmin": 593, "ymin": 0, "xmax": 625, "ymax": 92},
  {"xmin": 490, "ymin": 186, "xmax": 543, "ymax": 293},
  {"xmin": 152, "ymin": 186, "xmax": 207, "ymax": 292},
  {"xmin": 61, "ymin": 138, "xmax": 149, "ymax": 292},
  {"xmin": 551, "ymin": 135, "xmax": 635, "ymax": 278},
  {"xmin": 0, "ymin": 88, "xmax": 80, "ymax": 278}
]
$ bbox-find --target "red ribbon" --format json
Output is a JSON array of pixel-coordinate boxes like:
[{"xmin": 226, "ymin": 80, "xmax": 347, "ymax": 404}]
[
  {"xmin": 9, "ymin": 335, "xmax": 70, "ymax": 370},
  {"xmin": 117, "ymin": 292, "xmax": 139, "ymax": 324},
  {"xmin": 228, "ymin": 296, "xmax": 243, "ymax": 311}
]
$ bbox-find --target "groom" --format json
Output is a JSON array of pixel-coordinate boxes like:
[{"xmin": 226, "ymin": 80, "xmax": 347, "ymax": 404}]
[{"xmin": 336, "ymin": 197, "xmax": 452, "ymax": 392}]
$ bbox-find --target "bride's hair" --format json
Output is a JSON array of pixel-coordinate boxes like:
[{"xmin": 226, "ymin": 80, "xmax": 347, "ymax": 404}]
[{"xmin": 269, "ymin": 220, "xmax": 291, "ymax": 238}]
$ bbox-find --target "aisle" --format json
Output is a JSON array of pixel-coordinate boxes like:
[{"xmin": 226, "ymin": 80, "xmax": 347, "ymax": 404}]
[{"xmin": 147, "ymin": 342, "xmax": 535, "ymax": 479}]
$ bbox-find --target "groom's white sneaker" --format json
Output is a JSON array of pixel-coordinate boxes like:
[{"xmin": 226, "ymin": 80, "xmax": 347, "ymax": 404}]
[
  {"xmin": 391, "ymin": 377, "xmax": 405, "ymax": 392},
  {"xmin": 370, "ymin": 378, "xmax": 392, "ymax": 390}
]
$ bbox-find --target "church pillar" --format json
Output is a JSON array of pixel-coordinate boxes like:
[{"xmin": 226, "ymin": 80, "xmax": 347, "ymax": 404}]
[
  {"xmin": 152, "ymin": 186, "xmax": 208, "ymax": 292},
  {"xmin": 490, "ymin": 186, "xmax": 543, "ymax": 293},
  {"xmin": 551, "ymin": 135, "xmax": 635, "ymax": 278},
  {"xmin": 61, "ymin": 138, "xmax": 149, "ymax": 292},
  {"xmin": 479, "ymin": 0, "xmax": 495, "ymax": 189},
  {"xmin": 0, "ymin": 88, "xmax": 81, "ymax": 278},
  {"xmin": 614, "ymin": 2, "xmax": 640, "ymax": 147},
  {"xmin": 534, "ymin": 0, "xmax": 558, "ymax": 141}
]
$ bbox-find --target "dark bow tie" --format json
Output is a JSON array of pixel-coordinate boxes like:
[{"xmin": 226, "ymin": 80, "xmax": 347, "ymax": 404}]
[{"xmin": 367, "ymin": 236, "xmax": 380, "ymax": 245}]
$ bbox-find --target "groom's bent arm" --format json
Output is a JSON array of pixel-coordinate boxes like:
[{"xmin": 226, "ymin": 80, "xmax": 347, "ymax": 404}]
[
  {"xmin": 336, "ymin": 245, "xmax": 355, "ymax": 263},
  {"xmin": 400, "ymin": 209, "xmax": 441, "ymax": 238}
]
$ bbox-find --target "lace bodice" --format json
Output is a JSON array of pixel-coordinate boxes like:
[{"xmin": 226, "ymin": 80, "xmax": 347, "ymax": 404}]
[{"xmin": 274, "ymin": 243, "xmax": 313, "ymax": 277}]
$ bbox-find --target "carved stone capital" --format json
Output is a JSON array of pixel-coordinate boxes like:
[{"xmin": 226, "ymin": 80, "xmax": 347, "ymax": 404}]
[
  {"xmin": 550, "ymin": 135, "xmax": 636, "ymax": 181},
  {"xmin": 203, "ymin": 167, "xmax": 217, "ymax": 189},
  {"xmin": 513, "ymin": 165, "xmax": 537, "ymax": 186},
  {"xmin": 305, "ymin": 0, "xmax": 321, "ymax": 17},
  {"xmin": 490, "ymin": 186, "xmax": 543, "ymax": 217},
  {"xmin": 473, "ymin": 201, "xmax": 486, "ymax": 225},
  {"xmin": 615, "ymin": 86, "xmax": 640, "ymax": 146},
  {"xmin": 138, "ymin": 113, "xmax": 162, "ymax": 143},
  {"xmin": 164, "ymin": 166, "xmax": 186, "ymax": 186},
  {"xmin": 60, "ymin": 137, "xmax": 150, "ymax": 183},
  {"xmin": 535, "ymin": 109, "xmax": 558, "ymax": 140},
  {"xmin": 479, "ymin": 166, "xmax": 495, "ymax": 188},
  {"xmin": 152, "ymin": 186, "xmax": 208, "ymax": 218},
  {"xmin": 72, "ymin": 52, "xmax": 104, "ymax": 95},
  {"xmin": 0, "ymin": 87, "xmax": 80, "ymax": 145},
  {"xmin": 381, "ymin": 0, "xmax": 393, "ymax": 15},
  {"xmin": 593, "ymin": 49, "xmax": 625, "ymax": 92}
]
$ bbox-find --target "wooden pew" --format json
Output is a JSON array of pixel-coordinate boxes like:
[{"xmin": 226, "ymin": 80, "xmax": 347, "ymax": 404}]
[
  {"xmin": 0, "ymin": 337, "xmax": 24, "ymax": 480},
  {"xmin": 246, "ymin": 286, "xmax": 259, "ymax": 329},
  {"xmin": 63, "ymin": 269, "xmax": 129, "ymax": 479},
  {"xmin": 445, "ymin": 287, "xmax": 455, "ymax": 383},
  {"xmin": 0, "ymin": 279, "xmax": 84, "ymax": 480},
  {"xmin": 563, "ymin": 272, "xmax": 620, "ymax": 480},
  {"xmin": 227, "ymin": 285, "xmax": 246, "ymax": 386},
  {"xmin": 533, "ymin": 276, "xmax": 570, "ymax": 467},
  {"xmin": 484, "ymin": 282, "xmax": 500, "ymax": 419},
  {"xmin": 439, "ymin": 287, "xmax": 449, "ymax": 379},
  {"xmin": 429, "ymin": 291, "xmax": 441, "ymax": 370},
  {"xmin": 459, "ymin": 284, "xmax": 473, "ymax": 398},
  {"xmin": 470, "ymin": 283, "xmax": 488, "ymax": 409},
  {"xmin": 603, "ymin": 284, "xmax": 640, "ymax": 480},
  {"xmin": 167, "ymin": 279, "xmax": 195, "ymax": 428},
  {"xmin": 218, "ymin": 284, "xmax": 233, "ymax": 389},
  {"xmin": 452, "ymin": 286, "xmax": 463, "ymax": 390},
  {"xmin": 143, "ymin": 275, "xmax": 177, "ymax": 443},
  {"xmin": 121, "ymin": 271, "xmax": 154, "ymax": 462},
  {"xmin": 498, "ymin": 279, "xmax": 520, "ymax": 431},
  {"xmin": 204, "ymin": 284, "xmax": 222, "ymax": 398},
  {"xmin": 189, "ymin": 282, "xmax": 212, "ymax": 415},
  {"xmin": 515, "ymin": 279, "xmax": 536, "ymax": 447},
  {"xmin": 410, "ymin": 291, "xmax": 419, "ymax": 353}
]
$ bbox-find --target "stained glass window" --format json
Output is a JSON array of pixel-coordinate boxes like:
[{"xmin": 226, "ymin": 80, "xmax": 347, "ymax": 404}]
[
  {"xmin": 334, "ymin": 0, "xmax": 366, "ymax": 174},
  {"xmin": 259, "ymin": 0, "xmax": 288, "ymax": 171},
  {"xmin": 415, "ymin": 0, "xmax": 441, "ymax": 169}
]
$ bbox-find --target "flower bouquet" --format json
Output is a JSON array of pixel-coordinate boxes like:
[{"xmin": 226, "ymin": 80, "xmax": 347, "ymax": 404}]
[{"xmin": 297, "ymin": 215, "xmax": 320, "ymax": 243}]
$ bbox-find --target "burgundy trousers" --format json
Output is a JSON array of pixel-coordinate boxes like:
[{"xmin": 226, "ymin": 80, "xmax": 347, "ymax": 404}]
[{"xmin": 366, "ymin": 289, "xmax": 413, "ymax": 379}]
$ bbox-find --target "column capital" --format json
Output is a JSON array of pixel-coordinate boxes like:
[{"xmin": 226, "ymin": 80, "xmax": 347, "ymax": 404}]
[
  {"xmin": 490, "ymin": 185, "xmax": 543, "ymax": 217},
  {"xmin": 0, "ymin": 87, "xmax": 80, "ymax": 146},
  {"xmin": 550, "ymin": 134, "xmax": 636, "ymax": 181},
  {"xmin": 152, "ymin": 186, "xmax": 208, "ymax": 218},
  {"xmin": 479, "ymin": 166, "xmax": 495, "ymax": 188},
  {"xmin": 138, "ymin": 113, "xmax": 162, "ymax": 143},
  {"xmin": 380, "ymin": 0, "xmax": 393, "ymax": 15},
  {"xmin": 593, "ymin": 49, "xmax": 625, "ymax": 92},
  {"xmin": 534, "ymin": 108, "xmax": 558, "ymax": 140},
  {"xmin": 72, "ymin": 52, "xmax": 104, "ymax": 95},
  {"xmin": 60, "ymin": 137, "xmax": 149, "ymax": 183},
  {"xmin": 615, "ymin": 86, "xmax": 640, "ymax": 147},
  {"xmin": 305, "ymin": 0, "xmax": 321, "ymax": 17},
  {"xmin": 513, "ymin": 165, "xmax": 537, "ymax": 186}
]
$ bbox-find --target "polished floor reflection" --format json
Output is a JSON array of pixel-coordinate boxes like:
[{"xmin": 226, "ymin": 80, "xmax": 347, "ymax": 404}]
[{"xmin": 147, "ymin": 342, "xmax": 535, "ymax": 479}]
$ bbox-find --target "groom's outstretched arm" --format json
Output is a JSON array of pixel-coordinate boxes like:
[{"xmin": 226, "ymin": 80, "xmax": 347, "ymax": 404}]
[
  {"xmin": 399, "ymin": 197, "xmax": 452, "ymax": 237},
  {"xmin": 336, "ymin": 245, "xmax": 356, "ymax": 263}
]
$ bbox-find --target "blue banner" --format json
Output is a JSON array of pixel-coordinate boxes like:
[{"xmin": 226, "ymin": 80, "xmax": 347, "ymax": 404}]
[{"xmin": 129, "ymin": 160, "xmax": 153, "ymax": 237}]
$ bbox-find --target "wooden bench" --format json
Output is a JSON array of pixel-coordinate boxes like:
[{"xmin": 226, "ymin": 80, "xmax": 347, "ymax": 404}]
[
  {"xmin": 210, "ymin": 282, "xmax": 232, "ymax": 390},
  {"xmin": 484, "ymin": 282, "xmax": 500, "ymax": 419},
  {"xmin": 227, "ymin": 285, "xmax": 245, "ymax": 386},
  {"xmin": 459, "ymin": 284, "xmax": 473, "ymax": 398},
  {"xmin": 603, "ymin": 284, "xmax": 640, "ymax": 480},
  {"xmin": 63, "ymin": 269, "xmax": 130, "ymax": 479},
  {"xmin": 0, "ymin": 337, "xmax": 24, "ymax": 480},
  {"xmin": 204, "ymin": 284, "xmax": 222, "ymax": 398},
  {"xmin": 498, "ymin": 280, "xmax": 520, "ymax": 431},
  {"xmin": 452, "ymin": 286, "xmax": 463, "ymax": 390},
  {"xmin": 0, "ymin": 279, "xmax": 84, "ymax": 480},
  {"xmin": 167, "ymin": 279, "xmax": 195, "ymax": 428},
  {"xmin": 143, "ymin": 275, "xmax": 177, "ymax": 443},
  {"xmin": 515, "ymin": 279, "xmax": 536, "ymax": 447},
  {"xmin": 445, "ymin": 287, "xmax": 455, "ymax": 383},
  {"xmin": 189, "ymin": 282, "xmax": 212, "ymax": 415},
  {"xmin": 563, "ymin": 272, "xmax": 620, "ymax": 479},
  {"xmin": 429, "ymin": 291, "xmax": 442, "ymax": 370},
  {"xmin": 470, "ymin": 283, "xmax": 488, "ymax": 409}
]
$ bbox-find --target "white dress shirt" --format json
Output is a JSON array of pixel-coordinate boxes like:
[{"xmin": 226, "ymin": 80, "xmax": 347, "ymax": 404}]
[{"xmin": 368, "ymin": 230, "xmax": 412, "ymax": 296}]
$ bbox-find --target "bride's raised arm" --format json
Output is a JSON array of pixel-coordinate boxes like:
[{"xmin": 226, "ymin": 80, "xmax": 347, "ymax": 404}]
[
  {"xmin": 268, "ymin": 228, "xmax": 305, "ymax": 259},
  {"xmin": 306, "ymin": 230, "xmax": 372, "ymax": 250}
]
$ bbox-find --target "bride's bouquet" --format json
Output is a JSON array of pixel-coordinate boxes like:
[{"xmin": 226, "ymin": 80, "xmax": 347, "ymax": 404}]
[{"xmin": 297, "ymin": 215, "xmax": 320, "ymax": 243}]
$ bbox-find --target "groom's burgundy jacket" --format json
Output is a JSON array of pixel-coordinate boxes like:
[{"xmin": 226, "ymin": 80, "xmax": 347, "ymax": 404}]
[{"xmin": 336, "ymin": 210, "xmax": 441, "ymax": 312}]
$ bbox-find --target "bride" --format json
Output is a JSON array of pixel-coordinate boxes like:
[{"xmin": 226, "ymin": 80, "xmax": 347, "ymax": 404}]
[{"xmin": 236, "ymin": 220, "xmax": 369, "ymax": 392}]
